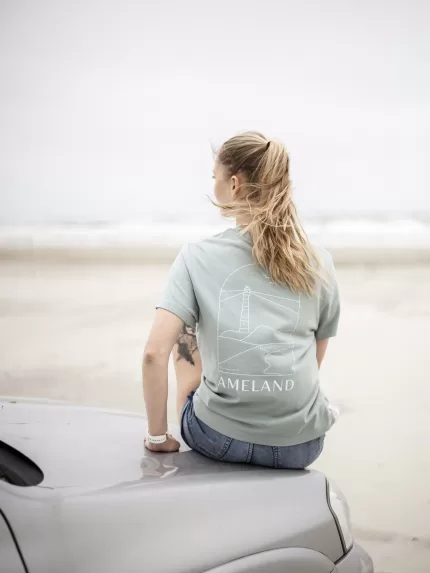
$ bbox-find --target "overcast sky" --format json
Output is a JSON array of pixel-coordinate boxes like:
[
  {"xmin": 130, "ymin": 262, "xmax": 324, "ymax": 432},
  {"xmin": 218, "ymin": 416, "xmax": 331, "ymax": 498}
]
[{"xmin": 0, "ymin": 0, "xmax": 429, "ymax": 223}]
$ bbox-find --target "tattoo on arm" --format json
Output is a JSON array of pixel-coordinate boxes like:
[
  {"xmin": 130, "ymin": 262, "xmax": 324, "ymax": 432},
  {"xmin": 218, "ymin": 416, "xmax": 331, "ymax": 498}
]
[{"xmin": 176, "ymin": 324, "xmax": 198, "ymax": 366}]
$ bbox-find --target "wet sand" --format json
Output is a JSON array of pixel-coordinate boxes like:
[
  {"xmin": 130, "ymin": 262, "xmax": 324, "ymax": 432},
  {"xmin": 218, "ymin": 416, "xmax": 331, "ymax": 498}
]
[{"xmin": 1, "ymin": 260, "xmax": 429, "ymax": 572}]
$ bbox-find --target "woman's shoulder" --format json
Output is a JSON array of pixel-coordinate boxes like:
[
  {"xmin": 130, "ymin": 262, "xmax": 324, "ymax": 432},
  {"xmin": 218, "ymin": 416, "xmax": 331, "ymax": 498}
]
[
  {"xmin": 313, "ymin": 246, "xmax": 335, "ymax": 270},
  {"xmin": 181, "ymin": 227, "xmax": 247, "ymax": 258},
  {"xmin": 312, "ymin": 246, "xmax": 338, "ymax": 296}
]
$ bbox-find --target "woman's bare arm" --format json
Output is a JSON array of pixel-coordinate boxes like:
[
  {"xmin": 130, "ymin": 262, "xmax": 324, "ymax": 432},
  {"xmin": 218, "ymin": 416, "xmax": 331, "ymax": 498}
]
[
  {"xmin": 142, "ymin": 309, "xmax": 184, "ymax": 448},
  {"xmin": 173, "ymin": 325, "xmax": 202, "ymax": 419},
  {"xmin": 316, "ymin": 338, "xmax": 329, "ymax": 369}
]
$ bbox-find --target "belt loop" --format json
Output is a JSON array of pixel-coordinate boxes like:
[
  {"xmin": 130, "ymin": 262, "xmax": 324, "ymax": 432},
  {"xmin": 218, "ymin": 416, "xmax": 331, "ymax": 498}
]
[
  {"xmin": 272, "ymin": 446, "xmax": 279, "ymax": 469},
  {"xmin": 246, "ymin": 443, "xmax": 254, "ymax": 464}
]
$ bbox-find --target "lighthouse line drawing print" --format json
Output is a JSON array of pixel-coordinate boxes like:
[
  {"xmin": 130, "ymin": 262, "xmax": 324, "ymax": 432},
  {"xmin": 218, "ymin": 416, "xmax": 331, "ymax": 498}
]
[{"xmin": 217, "ymin": 264, "xmax": 300, "ymax": 377}]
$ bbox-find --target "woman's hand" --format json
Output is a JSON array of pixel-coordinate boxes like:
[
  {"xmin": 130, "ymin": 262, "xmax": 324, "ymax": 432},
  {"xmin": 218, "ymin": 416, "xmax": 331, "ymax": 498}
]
[{"xmin": 144, "ymin": 434, "xmax": 181, "ymax": 453}]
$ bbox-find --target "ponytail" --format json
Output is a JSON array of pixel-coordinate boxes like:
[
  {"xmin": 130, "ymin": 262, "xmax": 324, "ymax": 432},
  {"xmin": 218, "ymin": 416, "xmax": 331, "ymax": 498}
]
[{"xmin": 217, "ymin": 132, "xmax": 319, "ymax": 295}]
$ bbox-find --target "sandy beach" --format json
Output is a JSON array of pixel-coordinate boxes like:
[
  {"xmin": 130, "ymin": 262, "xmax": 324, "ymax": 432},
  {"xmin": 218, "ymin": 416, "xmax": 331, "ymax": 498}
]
[{"xmin": 1, "ymin": 259, "xmax": 429, "ymax": 572}]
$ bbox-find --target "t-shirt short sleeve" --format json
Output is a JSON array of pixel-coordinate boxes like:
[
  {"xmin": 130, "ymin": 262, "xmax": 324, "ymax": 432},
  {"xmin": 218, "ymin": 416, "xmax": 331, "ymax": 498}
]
[
  {"xmin": 316, "ymin": 254, "xmax": 340, "ymax": 340},
  {"xmin": 156, "ymin": 247, "xmax": 199, "ymax": 328}
]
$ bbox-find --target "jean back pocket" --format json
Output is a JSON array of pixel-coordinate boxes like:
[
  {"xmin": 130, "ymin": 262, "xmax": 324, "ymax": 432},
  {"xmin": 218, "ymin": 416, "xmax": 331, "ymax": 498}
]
[{"xmin": 186, "ymin": 409, "xmax": 232, "ymax": 461}]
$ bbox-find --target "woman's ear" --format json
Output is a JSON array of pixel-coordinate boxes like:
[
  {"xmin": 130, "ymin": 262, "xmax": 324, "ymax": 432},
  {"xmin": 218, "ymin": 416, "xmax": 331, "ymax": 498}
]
[{"xmin": 231, "ymin": 175, "xmax": 239, "ymax": 195}]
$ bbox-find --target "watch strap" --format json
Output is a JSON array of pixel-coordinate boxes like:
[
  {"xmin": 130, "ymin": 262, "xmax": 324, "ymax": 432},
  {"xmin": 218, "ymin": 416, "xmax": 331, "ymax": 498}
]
[{"xmin": 147, "ymin": 433, "xmax": 168, "ymax": 444}]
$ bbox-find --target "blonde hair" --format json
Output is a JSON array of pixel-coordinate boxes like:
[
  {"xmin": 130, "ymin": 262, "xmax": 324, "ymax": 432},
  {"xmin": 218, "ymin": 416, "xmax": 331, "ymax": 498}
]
[{"xmin": 217, "ymin": 131, "xmax": 320, "ymax": 295}]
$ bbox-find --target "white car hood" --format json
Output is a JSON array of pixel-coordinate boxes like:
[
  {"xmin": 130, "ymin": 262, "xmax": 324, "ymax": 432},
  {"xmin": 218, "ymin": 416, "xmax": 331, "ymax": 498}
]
[{"xmin": 0, "ymin": 397, "xmax": 345, "ymax": 572}]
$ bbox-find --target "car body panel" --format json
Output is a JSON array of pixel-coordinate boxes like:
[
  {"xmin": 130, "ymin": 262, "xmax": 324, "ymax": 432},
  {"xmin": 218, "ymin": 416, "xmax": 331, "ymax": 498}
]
[
  {"xmin": 205, "ymin": 547, "xmax": 335, "ymax": 572},
  {"xmin": 334, "ymin": 544, "xmax": 374, "ymax": 573},
  {"xmin": 0, "ymin": 398, "xmax": 367, "ymax": 573},
  {"xmin": 0, "ymin": 511, "xmax": 26, "ymax": 573}
]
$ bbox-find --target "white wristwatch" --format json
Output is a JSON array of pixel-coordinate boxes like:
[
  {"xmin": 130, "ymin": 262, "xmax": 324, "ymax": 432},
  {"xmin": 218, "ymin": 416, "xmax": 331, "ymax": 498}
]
[{"xmin": 147, "ymin": 433, "xmax": 168, "ymax": 444}]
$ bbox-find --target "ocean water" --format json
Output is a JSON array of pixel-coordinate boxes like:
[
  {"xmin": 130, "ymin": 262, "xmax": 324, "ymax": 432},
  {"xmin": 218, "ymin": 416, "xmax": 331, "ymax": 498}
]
[{"xmin": 1, "ymin": 218, "xmax": 430, "ymax": 251}]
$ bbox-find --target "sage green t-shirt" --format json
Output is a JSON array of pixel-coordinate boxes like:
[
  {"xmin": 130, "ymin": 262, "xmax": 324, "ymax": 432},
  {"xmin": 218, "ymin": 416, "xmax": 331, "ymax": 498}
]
[{"xmin": 157, "ymin": 227, "xmax": 340, "ymax": 446}]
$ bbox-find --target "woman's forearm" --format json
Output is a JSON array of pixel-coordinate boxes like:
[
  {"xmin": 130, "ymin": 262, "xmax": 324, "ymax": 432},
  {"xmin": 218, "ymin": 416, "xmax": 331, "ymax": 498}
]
[{"xmin": 142, "ymin": 352, "xmax": 169, "ymax": 436}]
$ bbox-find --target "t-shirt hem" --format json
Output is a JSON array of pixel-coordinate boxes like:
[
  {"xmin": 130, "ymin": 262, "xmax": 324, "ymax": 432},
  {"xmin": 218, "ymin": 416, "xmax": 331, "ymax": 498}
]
[
  {"xmin": 315, "ymin": 329, "xmax": 338, "ymax": 340},
  {"xmin": 193, "ymin": 395, "xmax": 332, "ymax": 447},
  {"xmin": 155, "ymin": 301, "xmax": 197, "ymax": 327}
]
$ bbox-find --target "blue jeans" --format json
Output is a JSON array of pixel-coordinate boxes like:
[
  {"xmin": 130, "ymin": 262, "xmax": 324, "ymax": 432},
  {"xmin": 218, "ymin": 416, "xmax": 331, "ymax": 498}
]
[{"xmin": 181, "ymin": 393, "xmax": 325, "ymax": 469}]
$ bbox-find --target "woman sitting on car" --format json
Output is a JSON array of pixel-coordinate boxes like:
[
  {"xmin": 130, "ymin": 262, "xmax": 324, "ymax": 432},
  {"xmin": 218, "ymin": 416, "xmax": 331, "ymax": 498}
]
[{"xmin": 142, "ymin": 131, "xmax": 340, "ymax": 469}]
